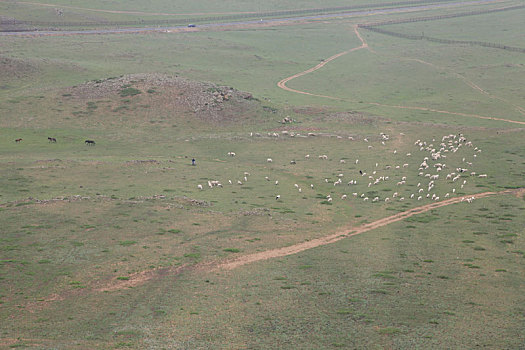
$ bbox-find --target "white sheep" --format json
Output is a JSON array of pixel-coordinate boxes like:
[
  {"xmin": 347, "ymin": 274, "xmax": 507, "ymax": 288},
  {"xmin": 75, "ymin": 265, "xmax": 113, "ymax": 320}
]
[
  {"xmin": 197, "ymin": 184, "xmax": 203, "ymax": 190},
  {"xmin": 267, "ymin": 158, "xmax": 273, "ymax": 163}
]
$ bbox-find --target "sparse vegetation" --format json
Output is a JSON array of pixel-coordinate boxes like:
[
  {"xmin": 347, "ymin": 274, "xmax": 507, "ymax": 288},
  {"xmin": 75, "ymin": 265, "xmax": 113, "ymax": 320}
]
[{"xmin": 0, "ymin": 1, "xmax": 524, "ymax": 348}]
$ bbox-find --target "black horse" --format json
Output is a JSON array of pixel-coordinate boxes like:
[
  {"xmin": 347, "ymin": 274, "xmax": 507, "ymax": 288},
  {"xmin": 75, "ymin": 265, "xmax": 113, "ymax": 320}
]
[
  {"xmin": 48, "ymin": 137, "xmax": 57, "ymax": 143},
  {"xmin": 85, "ymin": 140, "xmax": 96, "ymax": 145}
]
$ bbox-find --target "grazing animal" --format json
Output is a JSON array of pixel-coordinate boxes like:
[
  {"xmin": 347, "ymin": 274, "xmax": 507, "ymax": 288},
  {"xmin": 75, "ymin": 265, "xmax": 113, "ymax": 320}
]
[
  {"xmin": 197, "ymin": 184, "xmax": 203, "ymax": 190},
  {"xmin": 267, "ymin": 158, "xmax": 273, "ymax": 163},
  {"xmin": 85, "ymin": 140, "xmax": 96, "ymax": 145},
  {"xmin": 15, "ymin": 138, "xmax": 22, "ymax": 143},
  {"xmin": 48, "ymin": 137, "xmax": 57, "ymax": 143},
  {"xmin": 276, "ymin": 195, "xmax": 280, "ymax": 200}
]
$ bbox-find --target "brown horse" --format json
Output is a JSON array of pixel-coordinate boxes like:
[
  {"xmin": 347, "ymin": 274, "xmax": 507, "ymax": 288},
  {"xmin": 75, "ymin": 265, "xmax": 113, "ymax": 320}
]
[{"xmin": 15, "ymin": 138, "xmax": 22, "ymax": 143}]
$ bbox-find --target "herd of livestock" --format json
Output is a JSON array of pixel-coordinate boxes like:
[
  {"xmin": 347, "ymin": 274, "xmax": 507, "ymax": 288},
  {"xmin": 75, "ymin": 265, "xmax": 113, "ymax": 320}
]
[{"xmin": 199, "ymin": 132, "xmax": 487, "ymax": 205}]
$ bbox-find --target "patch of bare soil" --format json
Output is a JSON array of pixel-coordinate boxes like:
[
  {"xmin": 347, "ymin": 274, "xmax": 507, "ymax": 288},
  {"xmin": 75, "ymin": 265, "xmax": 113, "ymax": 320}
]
[
  {"xmin": 95, "ymin": 265, "xmax": 188, "ymax": 292},
  {"xmin": 0, "ymin": 55, "xmax": 38, "ymax": 81},
  {"xmin": 317, "ymin": 111, "xmax": 385, "ymax": 124},
  {"xmin": 65, "ymin": 73, "xmax": 260, "ymax": 123}
]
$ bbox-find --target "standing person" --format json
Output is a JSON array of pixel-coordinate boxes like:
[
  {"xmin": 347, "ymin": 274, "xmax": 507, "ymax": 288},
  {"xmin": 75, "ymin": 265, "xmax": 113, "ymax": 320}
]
[{"xmin": 192, "ymin": 158, "xmax": 196, "ymax": 166}]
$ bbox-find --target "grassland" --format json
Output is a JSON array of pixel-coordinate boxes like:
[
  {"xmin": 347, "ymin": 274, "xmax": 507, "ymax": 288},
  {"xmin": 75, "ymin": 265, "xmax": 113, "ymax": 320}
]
[{"xmin": 1, "ymin": 0, "xmax": 524, "ymax": 348}]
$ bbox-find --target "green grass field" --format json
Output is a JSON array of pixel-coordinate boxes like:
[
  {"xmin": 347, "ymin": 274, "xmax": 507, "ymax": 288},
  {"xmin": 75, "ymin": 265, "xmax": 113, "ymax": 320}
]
[{"xmin": 1, "ymin": 0, "xmax": 524, "ymax": 348}]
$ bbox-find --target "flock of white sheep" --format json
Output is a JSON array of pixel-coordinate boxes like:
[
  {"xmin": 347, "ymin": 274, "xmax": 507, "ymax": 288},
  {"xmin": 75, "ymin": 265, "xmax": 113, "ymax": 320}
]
[{"xmin": 196, "ymin": 132, "xmax": 487, "ymax": 207}]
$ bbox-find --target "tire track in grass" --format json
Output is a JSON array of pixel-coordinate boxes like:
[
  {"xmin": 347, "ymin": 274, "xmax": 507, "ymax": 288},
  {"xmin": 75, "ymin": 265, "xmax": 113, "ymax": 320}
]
[{"xmin": 277, "ymin": 25, "xmax": 525, "ymax": 126}]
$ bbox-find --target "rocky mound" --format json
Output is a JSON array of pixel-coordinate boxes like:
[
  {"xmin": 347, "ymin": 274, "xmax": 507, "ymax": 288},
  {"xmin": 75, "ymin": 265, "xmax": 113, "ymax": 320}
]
[{"xmin": 66, "ymin": 73, "xmax": 259, "ymax": 123}]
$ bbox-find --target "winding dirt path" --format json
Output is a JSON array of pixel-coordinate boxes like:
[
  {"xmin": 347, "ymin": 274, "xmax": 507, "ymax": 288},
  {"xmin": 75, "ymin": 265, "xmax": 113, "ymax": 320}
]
[
  {"xmin": 276, "ymin": 25, "xmax": 525, "ymax": 126},
  {"xmin": 277, "ymin": 25, "xmax": 368, "ymax": 99}
]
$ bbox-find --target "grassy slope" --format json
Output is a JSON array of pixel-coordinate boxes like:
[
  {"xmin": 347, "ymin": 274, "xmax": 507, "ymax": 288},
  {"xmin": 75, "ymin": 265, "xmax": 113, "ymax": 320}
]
[{"xmin": 1, "ymin": 2, "xmax": 524, "ymax": 349}]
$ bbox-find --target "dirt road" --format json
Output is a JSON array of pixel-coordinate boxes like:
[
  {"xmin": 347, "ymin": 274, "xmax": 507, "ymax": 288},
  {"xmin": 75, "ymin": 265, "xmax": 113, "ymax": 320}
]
[{"xmin": 276, "ymin": 25, "xmax": 525, "ymax": 126}]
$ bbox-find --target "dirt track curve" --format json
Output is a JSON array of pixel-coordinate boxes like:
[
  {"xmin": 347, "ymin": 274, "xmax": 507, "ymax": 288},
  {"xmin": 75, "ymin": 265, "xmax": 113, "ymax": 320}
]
[
  {"xmin": 277, "ymin": 25, "xmax": 368, "ymax": 99},
  {"xmin": 276, "ymin": 25, "xmax": 525, "ymax": 126}
]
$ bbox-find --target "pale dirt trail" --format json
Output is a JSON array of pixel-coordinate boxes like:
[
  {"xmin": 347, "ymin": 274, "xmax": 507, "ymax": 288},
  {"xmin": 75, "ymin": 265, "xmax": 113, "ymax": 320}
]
[
  {"xmin": 215, "ymin": 190, "xmax": 512, "ymax": 270},
  {"xmin": 277, "ymin": 25, "xmax": 368, "ymax": 99},
  {"xmin": 276, "ymin": 26, "xmax": 525, "ymax": 126}
]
